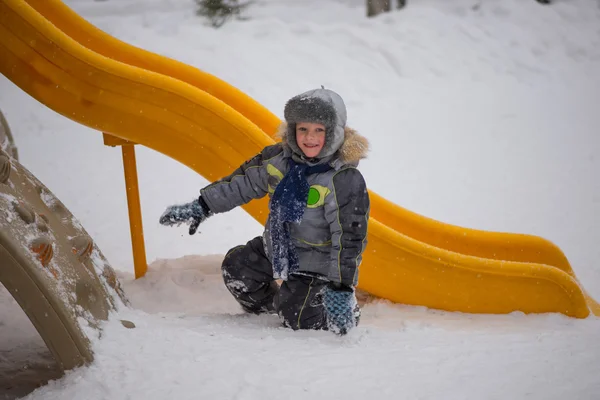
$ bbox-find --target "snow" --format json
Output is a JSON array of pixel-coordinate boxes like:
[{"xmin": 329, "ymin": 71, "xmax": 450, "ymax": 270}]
[
  {"xmin": 1, "ymin": 0, "xmax": 600, "ymax": 399},
  {"xmin": 38, "ymin": 190, "xmax": 58, "ymax": 211}
]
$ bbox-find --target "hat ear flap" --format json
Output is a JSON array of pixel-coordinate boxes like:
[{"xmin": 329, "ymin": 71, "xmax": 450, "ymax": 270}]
[{"xmin": 286, "ymin": 122, "xmax": 303, "ymax": 157}]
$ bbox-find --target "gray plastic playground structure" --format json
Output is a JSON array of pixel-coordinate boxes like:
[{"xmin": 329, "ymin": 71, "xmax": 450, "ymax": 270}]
[{"xmin": 0, "ymin": 108, "xmax": 128, "ymax": 376}]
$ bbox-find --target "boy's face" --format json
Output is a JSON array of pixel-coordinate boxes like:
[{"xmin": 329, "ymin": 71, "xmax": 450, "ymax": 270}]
[{"xmin": 295, "ymin": 122, "xmax": 326, "ymax": 158}]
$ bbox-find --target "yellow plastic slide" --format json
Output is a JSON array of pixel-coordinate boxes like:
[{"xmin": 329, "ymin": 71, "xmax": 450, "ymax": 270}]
[{"xmin": 1, "ymin": 0, "xmax": 597, "ymax": 318}]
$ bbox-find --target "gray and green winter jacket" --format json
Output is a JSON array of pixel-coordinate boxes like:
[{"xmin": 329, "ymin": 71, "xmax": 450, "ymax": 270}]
[{"xmin": 200, "ymin": 90, "xmax": 370, "ymax": 287}]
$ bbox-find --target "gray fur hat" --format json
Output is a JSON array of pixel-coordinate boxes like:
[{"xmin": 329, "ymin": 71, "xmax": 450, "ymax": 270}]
[{"xmin": 283, "ymin": 88, "xmax": 348, "ymax": 159}]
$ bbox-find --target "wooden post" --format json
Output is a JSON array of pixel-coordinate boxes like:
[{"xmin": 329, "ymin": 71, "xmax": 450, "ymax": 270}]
[
  {"xmin": 103, "ymin": 134, "xmax": 148, "ymax": 278},
  {"xmin": 367, "ymin": 0, "xmax": 391, "ymax": 17}
]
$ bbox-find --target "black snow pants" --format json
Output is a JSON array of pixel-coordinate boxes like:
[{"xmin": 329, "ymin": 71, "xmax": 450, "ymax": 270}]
[{"xmin": 221, "ymin": 236, "xmax": 328, "ymax": 330}]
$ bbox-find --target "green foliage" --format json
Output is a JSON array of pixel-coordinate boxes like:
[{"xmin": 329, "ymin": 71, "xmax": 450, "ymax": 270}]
[{"xmin": 195, "ymin": 0, "xmax": 251, "ymax": 28}]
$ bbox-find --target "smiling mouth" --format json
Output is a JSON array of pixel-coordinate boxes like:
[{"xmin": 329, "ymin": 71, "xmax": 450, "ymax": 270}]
[{"xmin": 303, "ymin": 144, "xmax": 319, "ymax": 148}]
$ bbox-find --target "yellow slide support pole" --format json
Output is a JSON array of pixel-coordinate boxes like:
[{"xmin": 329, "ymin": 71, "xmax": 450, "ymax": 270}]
[
  {"xmin": 103, "ymin": 134, "xmax": 148, "ymax": 278},
  {"xmin": 122, "ymin": 144, "xmax": 147, "ymax": 279}
]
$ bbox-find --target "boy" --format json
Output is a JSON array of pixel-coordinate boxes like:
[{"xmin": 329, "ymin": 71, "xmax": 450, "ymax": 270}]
[{"xmin": 160, "ymin": 88, "xmax": 370, "ymax": 334}]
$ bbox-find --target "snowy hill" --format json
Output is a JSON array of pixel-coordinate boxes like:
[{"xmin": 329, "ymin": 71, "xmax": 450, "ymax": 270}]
[{"xmin": 1, "ymin": 0, "xmax": 599, "ymax": 399}]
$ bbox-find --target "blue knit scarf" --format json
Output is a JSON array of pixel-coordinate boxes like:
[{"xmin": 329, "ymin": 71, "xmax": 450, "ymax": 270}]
[{"xmin": 269, "ymin": 158, "xmax": 333, "ymax": 280}]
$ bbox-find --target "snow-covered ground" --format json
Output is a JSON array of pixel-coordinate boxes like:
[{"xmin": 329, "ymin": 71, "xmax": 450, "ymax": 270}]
[{"xmin": 1, "ymin": 0, "xmax": 600, "ymax": 398}]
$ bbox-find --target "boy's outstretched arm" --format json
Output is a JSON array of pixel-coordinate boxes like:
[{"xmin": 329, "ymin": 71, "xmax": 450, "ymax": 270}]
[
  {"xmin": 199, "ymin": 144, "xmax": 283, "ymax": 214},
  {"xmin": 160, "ymin": 144, "xmax": 282, "ymax": 234},
  {"xmin": 324, "ymin": 168, "xmax": 370, "ymax": 288}
]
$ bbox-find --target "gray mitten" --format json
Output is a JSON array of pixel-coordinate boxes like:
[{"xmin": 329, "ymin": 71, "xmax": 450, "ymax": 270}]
[{"xmin": 159, "ymin": 196, "xmax": 212, "ymax": 235}]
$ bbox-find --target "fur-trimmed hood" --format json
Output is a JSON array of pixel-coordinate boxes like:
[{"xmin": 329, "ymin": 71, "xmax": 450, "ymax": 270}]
[{"xmin": 276, "ymin": 122, "xmax": 370, "ymax": 166}]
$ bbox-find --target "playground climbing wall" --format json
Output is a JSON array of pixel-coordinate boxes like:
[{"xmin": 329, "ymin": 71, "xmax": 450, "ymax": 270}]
[{"xmin": 0, "ymin": 109, "xmax": 128, "ymax": 372}]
